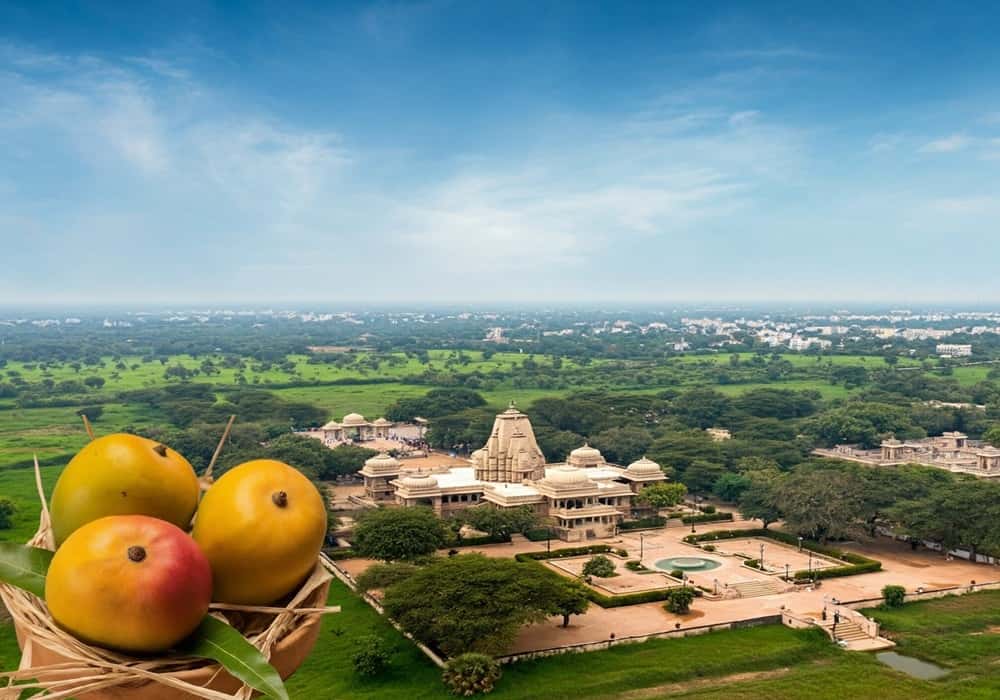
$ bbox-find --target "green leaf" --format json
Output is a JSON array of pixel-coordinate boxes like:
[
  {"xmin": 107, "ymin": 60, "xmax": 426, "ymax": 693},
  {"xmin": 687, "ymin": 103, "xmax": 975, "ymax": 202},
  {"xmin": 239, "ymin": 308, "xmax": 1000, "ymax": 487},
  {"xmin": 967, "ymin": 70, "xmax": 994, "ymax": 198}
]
[
  {"xmin": 0, "ymin": 543, "xmax": 53, "ymax": 598},
  {"xmin": 181, "ymin": 615, "xmax": 289, "ymax": 700}
]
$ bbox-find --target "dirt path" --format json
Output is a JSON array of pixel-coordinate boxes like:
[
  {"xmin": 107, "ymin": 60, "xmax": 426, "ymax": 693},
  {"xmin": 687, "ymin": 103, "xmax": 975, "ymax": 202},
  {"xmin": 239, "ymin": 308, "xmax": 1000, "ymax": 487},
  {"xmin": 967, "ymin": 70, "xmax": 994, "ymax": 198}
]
[{"xmin": 617, "ymin": 668, "xmax": 792, "ymax": 699}]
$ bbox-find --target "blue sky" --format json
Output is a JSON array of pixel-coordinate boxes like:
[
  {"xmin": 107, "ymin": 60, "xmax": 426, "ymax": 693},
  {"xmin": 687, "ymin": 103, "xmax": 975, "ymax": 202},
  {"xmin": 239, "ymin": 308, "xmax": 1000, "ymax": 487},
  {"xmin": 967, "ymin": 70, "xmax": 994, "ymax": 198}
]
[{"xmin": 1, "ymin": 1, "xmax": 999, "ymax": 305}]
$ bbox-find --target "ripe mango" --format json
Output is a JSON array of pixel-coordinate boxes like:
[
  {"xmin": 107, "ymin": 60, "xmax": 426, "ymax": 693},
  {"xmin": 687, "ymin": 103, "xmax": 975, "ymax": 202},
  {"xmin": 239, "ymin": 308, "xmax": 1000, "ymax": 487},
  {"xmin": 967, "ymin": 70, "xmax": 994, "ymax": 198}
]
[
  {"xmin": 192, "ymin": 459, "xmax": 327, "ymax": 605},
  {"xmin": 45, "ymin": 515, "xmax": 212, "ymax": 653},
  {"xmin": 51, "ymin": 433, "xmax": 200, "ymax": 546}
]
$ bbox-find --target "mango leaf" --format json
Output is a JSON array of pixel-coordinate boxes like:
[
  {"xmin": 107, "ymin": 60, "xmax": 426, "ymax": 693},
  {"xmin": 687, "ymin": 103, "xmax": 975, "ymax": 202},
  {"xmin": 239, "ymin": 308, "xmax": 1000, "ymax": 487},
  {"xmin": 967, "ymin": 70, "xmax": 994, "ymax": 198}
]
[
  {"xmin": 0, "ymin": 543, "xmax": 53, "ymax": 598},
  {"xmin": 181, "ymin": 615, "xmax": 289, "ymax": 700}
]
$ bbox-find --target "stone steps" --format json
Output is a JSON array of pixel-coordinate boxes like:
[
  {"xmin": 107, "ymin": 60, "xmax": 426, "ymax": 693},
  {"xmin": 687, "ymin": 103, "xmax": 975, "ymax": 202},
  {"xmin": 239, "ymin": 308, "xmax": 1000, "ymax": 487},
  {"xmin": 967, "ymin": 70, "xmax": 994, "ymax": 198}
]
[{"xmin": 730, "ymin": 579, "xmax": 785, "ymax": 598}]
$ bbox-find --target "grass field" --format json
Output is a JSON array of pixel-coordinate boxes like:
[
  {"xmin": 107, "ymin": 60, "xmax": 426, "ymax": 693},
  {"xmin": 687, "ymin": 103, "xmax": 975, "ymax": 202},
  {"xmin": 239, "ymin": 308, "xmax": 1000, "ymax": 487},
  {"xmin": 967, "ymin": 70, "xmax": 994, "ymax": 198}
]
[{"xmin": 3, "ymin": 582, "xmax": 1000, "ymax": 698}]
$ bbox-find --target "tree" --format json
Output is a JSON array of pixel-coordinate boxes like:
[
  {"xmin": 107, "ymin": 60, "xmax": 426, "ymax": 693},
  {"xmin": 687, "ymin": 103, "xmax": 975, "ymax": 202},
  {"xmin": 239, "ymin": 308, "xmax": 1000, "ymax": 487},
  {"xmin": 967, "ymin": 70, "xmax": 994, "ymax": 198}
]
[
  {"xmin": 888, "ymin": 480, "xmax": 1000, "ymax": 562},
  {"xmin": 582, "ymin": 555, "xmax": 616, "ymax": 578},
  {"xmin": 589, "ymin": 426, "xmax": 652, "ymax": 464},
  {"xmin": 636, "ymin": 482, "xmax": 687, "ymax": 509},
  {"xmin": 713, "ymin": 473, "xmax": 751, "ymax": 503},
  {"xmin": 351, "ymin": 635, "xmax": 390, "ymax": 677},
  {"xmin": 737, "ymin": 469, "xmax": 783, "ymax": 529},
  {"xmin": 355, "ymin": 562, "xmax": 421, "ymax": 592},
  {"xmin": 83, "ymin": 375, "xmax": 106, "ymax": 390},
  {"xmin": 984, "ymin": 425, "xmax": 1000, "ymax": 447},
  {"xmin": 777, "ymin": 468, "xmax": 865, "ymax": 542},
  {"xmin": 551, "ymin": 579, "xmax": 590, "ymax": 627},
  {"xmin": 681, "ymin": 460, "xmax": 726, "ymax": 496},
  {"xmin": 0, "ymin": 499, "xmax": 15, "ymax": 529},
  {"xmin": 353, "ymin": 507, "xmax": 446, "ymax": 561},
  {"xmin": 461, "ymin": 505, "xmax": 536, "ymax": 540},
  {"xmin": 881, "ymin": 585, "xmax": 906, "ymax": 609},
  {"xmin": 441, "ymin": 653, "xmax": 502, "ymax": 696},
  {"xmin": 382, "ymin": 554, "xmax": 563, "ymax": 656},
  {"xmin": 664, "ymin": 587, "xmax": 695, "ymax": 614}
]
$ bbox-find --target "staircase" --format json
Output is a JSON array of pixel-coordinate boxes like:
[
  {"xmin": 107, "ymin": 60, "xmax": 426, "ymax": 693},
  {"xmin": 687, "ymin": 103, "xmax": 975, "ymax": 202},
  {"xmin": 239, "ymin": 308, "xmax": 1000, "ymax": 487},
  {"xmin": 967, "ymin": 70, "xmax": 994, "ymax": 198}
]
[
  {"xmin": 829, "ymin": 620, "xmax": 870, "ymax": 643},
  {"xmin": 730, "ymin": 579, "xmax": 785, "ymax": 598}
]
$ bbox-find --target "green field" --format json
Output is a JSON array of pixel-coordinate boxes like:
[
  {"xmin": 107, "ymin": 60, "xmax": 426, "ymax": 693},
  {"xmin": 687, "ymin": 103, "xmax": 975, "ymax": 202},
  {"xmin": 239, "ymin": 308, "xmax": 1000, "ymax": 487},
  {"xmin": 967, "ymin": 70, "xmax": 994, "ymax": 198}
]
[{"xmin": 3, "ymin": 581, "xmax": 999, "ymax": 698}]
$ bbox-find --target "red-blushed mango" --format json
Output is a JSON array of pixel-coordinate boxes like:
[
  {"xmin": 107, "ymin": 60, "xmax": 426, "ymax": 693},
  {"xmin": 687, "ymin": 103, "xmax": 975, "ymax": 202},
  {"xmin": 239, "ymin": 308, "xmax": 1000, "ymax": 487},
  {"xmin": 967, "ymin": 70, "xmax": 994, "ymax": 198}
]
[
  {"xmin": 51, "ymin": 433, "xmax": 200, "ymax": 546},
  {"xmin": 45, "ymin": 515, "xmax": 212, "ymax": 653},
  {"xmin": 193, "ymin": 459, "xmax": 327, "ymax": 605}
]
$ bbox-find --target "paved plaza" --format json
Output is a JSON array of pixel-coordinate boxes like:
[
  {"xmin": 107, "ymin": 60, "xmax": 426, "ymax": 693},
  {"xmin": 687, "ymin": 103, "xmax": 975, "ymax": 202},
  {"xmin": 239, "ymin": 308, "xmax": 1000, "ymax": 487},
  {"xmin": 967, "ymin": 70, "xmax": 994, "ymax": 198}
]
[{"xmin": 336, "ymin": 517, "xmax": 1000, "ymax": 655}]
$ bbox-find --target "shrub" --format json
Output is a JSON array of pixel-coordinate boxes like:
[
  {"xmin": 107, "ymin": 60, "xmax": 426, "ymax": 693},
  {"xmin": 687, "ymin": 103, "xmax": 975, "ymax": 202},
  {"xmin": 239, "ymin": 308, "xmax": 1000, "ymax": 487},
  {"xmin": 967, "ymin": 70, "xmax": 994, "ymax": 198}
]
[
  {"xmin": 702, "ymin": 544, "xmax": 716, "ymax": 552},
  {"xmin": 514, "ymin": 545, "xmax": 611, "ymax": 562},
  {"xmin": 351, "ymin": 635, "xmax": 390, "ymax": 677},
  {"xmin": 664, "ymin": 587, "xmax": 695, "ymax": 614},
  {"xmin": 616, "ymin": 548, "xmax": 628, "ymax": 557},
  {"xmin": 523, "ymin": 527, "xmax": 554, "ymax": 542},
  {"xmin": 702, "ymin": 504, "xmax": 717, "ymax": 514},
  {"xmin": 582, "ymin": 555, "xmax": 616, "ymax": 578},
  {"xmin": 625, "ymin": 560, "xmax": 644, "ymax": 571},
  {"xmin": 0, "ymin": 499, "xmax": 15, "ymax": 530},
  {"xmin": 882, "ymin": 585, "xmax": 906, "ymax": 608},
  {"xmin": 669, "ymin": 569, "xmax": 685, "ymax": 579},
  {"xmin": 442, "ymin": 653, "xmax": 502, "ymax": 696},
  {"xmin": 618, "ymin": 516, "xmax": 667, "ymax": 531},
  {"xmin": 681, "ymin": 512, "xmax": 733, "ymax": 525}
]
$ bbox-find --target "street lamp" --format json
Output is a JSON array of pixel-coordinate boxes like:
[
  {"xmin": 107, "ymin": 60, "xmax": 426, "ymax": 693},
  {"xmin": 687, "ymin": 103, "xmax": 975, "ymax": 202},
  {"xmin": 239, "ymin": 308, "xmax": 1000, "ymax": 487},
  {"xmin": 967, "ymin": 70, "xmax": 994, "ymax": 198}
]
[
  {"xmin": 640, "ymin": 532, "xmax": 647, "ymax": 560},
  {"xmin": 759, "ymin": 543, "xmax": 765, "ymax": 571},
  {"xmin": 798, "ymin": 536, "xmax": 803, "ymax": 552},
  {"xmin": 808, "ymin": 550, "xmax": 813, "ymax": 578},
  {"xmin": 713, "ymin": 578, "xmax": 719, "ymax": 595},
  {"xmin": 785, "ymin": 563, "xmax": 790, "ymax": 580}
]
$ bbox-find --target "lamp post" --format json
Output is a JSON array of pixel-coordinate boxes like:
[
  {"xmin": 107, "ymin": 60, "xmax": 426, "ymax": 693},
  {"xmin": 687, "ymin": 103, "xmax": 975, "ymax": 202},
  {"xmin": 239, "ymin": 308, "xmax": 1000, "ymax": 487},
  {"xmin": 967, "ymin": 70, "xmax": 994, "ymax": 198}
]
[
  {"xmin": 798, "ymin": 536, "xmax": 803, "ymax": 552},
  {"xmin": 760, "ymin": 543, "xmax": 765, "ymax": 571},
  {"xmin": 713, "ymin": 578, "xmax": 719, "ymax": 595},
  {"xmin": 785, "ymin": 563, "xmax": 790, "ymax": 580},
  {"xmin": 640, "ymin": 532, "xmax": 647, "ymax": 560},
  {"xmin": 808, "ymin": 550, "xmax": 813, "ymax": 578}
]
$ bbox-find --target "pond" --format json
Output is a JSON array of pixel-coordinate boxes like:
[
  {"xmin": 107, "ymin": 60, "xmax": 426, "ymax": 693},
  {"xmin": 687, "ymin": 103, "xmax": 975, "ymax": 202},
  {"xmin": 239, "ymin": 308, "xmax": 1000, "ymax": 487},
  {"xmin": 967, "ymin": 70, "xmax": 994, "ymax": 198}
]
[
  {"xmin": 875, "ymin": 652, "xmax": 949, "ymax": 680},
  {"xmin": 654, "ymin": 556, "xmax": 722, "ymax": 573}
]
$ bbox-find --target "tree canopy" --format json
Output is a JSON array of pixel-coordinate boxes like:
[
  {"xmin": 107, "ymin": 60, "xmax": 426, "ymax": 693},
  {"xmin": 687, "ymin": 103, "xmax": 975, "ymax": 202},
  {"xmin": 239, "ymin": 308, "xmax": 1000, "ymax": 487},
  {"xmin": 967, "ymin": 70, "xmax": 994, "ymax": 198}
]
[{"xmin": 353, "ymin": 507, "xmax": 446, "ymax": 561}]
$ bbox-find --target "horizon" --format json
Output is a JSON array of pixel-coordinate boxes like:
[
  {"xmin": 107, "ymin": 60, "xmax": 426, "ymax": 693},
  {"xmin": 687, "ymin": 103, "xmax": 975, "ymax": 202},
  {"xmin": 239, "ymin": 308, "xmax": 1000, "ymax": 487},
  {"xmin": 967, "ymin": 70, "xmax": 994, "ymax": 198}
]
[{"xmin": 2, "ymin": 1, "xmax": 999, "ymax": 304}]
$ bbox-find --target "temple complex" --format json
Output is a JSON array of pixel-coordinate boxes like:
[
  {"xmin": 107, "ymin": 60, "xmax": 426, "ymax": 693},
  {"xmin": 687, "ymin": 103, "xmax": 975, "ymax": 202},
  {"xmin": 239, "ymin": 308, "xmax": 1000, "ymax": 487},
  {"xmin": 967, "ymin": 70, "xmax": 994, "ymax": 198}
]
[
  {"xmin": 357, "ymin": 403, "xmax": 667, "ymax": 540},
  {"xmin": 814, "ymin": 431, "xmax": 1000, "ymax": 478}
]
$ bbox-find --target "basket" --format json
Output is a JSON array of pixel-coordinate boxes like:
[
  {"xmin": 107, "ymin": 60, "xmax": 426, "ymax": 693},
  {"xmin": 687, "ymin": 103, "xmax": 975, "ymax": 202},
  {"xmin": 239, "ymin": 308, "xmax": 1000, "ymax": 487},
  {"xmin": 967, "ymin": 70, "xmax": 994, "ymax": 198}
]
[{"xmin": 1, "ymin": 446, "xmax": 338, "ymax": 699}]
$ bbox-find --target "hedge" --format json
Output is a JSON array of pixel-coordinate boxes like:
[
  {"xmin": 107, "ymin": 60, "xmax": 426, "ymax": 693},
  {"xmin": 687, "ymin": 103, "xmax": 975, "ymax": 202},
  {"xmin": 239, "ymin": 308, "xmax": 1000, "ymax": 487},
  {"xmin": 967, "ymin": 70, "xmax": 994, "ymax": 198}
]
[
  {"xmin": 683, "ymin": 528, "xmax": 882, "ymax": 580},
  {"xmin": 452, "ymin": 533, "xmax": 511, "ymax": 547},
  {"xmin": 324, "ymin": 547, "xmax": 360, "ymax": 561},
  {"xmin": 618, "ymin": 516, "xmax": 667, "ymax": 531},
  {"xmin": 523, "ymin": 528, "xmax": 555, "ymax": 542},
  {"xmin": 514, "ymin": 544, "xmax": 612, "ymax": 562},
  {"xmin": 681, "ymin": 512, "xmax": 734, "ymax": 525}
]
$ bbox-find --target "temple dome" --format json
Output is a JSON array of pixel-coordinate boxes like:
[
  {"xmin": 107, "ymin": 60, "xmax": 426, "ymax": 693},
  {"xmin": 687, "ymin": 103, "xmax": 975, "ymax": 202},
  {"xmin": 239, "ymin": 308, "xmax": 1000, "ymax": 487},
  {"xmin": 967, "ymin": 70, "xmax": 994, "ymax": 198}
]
[
  {"xmin": 364, "ymin": 452, "xmax": 401, "ymax": 471},
  {"xmin": 342, "ymin": 412, "xmax": 367, "ymax": 426},
  {"xmin": 372, "ymin": 417, "xmax": 392, "ymax": 426},
  {"xmin": 570, "ymin": 443, "xmax": 602, "ymax": 461},
  {"xmin": 546, "ymin": 466, "xmax": 589, "ymax": 486},
  {"xmin": 626, "ymin": 456, "xmax": 662, "ymax": 476},
  {"xmin": 400, "ymin": 474, "xmax": 438, "ymax": 488}
]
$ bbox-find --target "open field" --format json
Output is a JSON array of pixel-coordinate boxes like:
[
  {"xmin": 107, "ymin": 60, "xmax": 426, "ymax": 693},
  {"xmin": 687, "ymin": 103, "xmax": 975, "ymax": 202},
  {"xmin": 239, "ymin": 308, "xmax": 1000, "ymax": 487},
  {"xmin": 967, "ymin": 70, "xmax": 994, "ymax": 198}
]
[{"xmin": 4, "ymin": 581, "xmax": 1000, "ymax": 698}]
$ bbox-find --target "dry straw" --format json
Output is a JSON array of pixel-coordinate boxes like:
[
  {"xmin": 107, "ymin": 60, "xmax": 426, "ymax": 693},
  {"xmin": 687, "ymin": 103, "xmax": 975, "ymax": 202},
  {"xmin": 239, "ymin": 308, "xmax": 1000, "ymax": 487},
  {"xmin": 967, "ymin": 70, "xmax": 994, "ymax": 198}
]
[{"xmin": 0, "ymin": 417, "xmax": 340, "ymax": 699}]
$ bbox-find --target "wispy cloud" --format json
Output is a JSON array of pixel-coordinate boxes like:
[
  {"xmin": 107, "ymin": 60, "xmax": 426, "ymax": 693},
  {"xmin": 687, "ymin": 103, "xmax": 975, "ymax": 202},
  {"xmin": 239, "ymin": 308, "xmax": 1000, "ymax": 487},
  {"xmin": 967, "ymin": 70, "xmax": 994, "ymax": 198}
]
[{"xmin": 919, "ymin": 133, "xmax": 970, "ymax": 153}]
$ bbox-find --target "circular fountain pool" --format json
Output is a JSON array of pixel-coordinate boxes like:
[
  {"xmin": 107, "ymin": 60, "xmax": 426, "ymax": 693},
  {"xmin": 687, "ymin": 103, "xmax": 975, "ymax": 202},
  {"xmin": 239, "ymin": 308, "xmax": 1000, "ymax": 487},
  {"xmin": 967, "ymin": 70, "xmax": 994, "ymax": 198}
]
[{"xmin": 654, "ymin": 556, "xmax": 721, "ymax": 572}]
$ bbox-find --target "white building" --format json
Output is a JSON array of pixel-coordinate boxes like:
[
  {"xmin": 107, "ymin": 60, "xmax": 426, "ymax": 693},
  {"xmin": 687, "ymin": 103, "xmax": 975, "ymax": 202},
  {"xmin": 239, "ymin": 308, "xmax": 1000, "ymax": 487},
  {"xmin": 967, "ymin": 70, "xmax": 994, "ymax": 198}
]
[{"xmin": 936, "ymin": 343, "xmax": 972, "ymax": 357}]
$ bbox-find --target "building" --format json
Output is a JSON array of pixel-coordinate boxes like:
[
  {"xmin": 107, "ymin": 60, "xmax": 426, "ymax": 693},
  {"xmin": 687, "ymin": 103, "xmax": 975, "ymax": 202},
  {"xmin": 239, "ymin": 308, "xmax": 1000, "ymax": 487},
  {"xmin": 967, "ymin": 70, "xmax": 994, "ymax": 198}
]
[
  {"xmin": 936, "ymin": 343, "xmax": 972, "ymax": 357},
  {"xmin": 358, "ymin": 404, "xmax": 668, "ymax": 540},
  {"xmin": 314, "ymin": 413, "xmax": 394, "ymax": 445},
  {"xmin": 706, "ymin": 427, "xmax": 732, "ymax": 442},
  {"xmin": 813, "ymin": 431, "xmax": 1000, "ymax": 478}
]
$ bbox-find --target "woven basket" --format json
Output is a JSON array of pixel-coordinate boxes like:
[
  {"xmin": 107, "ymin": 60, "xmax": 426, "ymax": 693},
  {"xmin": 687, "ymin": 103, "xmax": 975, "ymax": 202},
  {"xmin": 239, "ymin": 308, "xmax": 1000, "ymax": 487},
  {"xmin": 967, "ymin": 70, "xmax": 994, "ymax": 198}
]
[{"xmin": 1, "ymin": 458, "xmax": 338, "ymax": 699}]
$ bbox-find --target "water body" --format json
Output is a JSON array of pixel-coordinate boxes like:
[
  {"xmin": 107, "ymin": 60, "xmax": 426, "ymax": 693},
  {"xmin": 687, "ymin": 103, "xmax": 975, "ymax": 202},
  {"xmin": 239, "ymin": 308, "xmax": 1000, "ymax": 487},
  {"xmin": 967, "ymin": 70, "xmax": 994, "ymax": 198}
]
[
  {"xmin": 876, "ymin": 652, "xmax": 949, "ymax": 680},
  {"xmin": 654, "ymin": 556, "xmax": 722, "ymax": 572}
]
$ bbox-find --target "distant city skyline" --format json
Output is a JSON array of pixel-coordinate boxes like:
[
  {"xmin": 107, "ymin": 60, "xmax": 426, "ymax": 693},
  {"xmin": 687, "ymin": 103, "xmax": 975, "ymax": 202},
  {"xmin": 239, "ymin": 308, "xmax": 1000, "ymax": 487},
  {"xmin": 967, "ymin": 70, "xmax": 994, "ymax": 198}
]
[{"xmin": 1, "ymin": 1, "xmax": 999, "ymax": 304}]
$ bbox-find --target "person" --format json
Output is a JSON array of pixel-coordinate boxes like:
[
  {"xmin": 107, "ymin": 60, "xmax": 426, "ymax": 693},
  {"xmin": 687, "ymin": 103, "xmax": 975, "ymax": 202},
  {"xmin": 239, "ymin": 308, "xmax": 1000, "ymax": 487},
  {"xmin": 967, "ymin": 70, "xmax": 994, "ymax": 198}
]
[{"xmin": 833, "ymin": 610, "xmax": 840, "ymax": 625}]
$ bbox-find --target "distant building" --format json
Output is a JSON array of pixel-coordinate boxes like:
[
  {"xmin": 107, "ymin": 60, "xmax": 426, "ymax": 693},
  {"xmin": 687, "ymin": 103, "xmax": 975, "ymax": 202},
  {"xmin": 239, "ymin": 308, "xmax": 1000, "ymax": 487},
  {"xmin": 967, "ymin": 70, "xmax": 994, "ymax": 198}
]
[
  {"xmin": 813, "ymin": 431, "xmax": 1000, "ymax": 479},
  {"xmin": 706, "ymin": 428, "xmax": 732, "ymax": 442},
  {"xmin": 936, "ymin": 343, "xmax": 972, "ymax": 357}
]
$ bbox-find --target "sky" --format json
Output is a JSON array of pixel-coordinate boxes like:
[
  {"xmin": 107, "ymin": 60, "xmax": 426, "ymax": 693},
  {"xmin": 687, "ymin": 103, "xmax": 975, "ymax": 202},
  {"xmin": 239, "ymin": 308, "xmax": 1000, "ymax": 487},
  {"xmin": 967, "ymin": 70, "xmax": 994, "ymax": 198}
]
[{"xmin": 1, "ymin": 0, "xmax": 999, "ymax": 306}]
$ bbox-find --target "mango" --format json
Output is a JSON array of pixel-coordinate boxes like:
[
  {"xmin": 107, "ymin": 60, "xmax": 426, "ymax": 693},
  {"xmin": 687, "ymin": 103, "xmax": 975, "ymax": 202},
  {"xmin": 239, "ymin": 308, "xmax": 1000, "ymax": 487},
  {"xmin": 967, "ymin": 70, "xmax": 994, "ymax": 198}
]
[
  {"xmin": 51, "ymin": 433, "xmax": 200, "ymax": 546},
  {"xmin": 45, "ymin": 515, "xmax": 212, "ymax": 653},
  {"xmin": 192, "ymin": 459, "xmax": 327, "ymax": 605}
]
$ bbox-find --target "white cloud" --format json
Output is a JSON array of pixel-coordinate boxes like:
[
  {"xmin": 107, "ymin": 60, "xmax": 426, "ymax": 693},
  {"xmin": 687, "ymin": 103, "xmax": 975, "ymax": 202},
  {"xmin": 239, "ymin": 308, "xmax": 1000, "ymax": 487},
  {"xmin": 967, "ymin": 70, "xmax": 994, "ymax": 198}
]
[{"xmin": 919, "ymin": 133, "xmax": 970, "ymax": 153}]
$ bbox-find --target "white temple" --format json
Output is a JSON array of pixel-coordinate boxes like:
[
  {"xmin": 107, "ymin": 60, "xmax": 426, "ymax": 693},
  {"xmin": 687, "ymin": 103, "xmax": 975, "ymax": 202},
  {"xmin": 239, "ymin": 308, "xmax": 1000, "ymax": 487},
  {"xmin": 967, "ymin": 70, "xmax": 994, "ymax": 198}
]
[{"xmin": 358, "ymin": 403, "xmax": 667, "ymax": 541}]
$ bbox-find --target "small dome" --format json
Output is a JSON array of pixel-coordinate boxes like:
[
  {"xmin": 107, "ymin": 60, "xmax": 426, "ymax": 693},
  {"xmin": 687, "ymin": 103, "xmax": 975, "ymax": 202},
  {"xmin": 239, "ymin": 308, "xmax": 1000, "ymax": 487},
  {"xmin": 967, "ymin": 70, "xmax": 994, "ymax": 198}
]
[
  {"xmin": 626, "ymin": 456, "xmax": 662, "ymax": 475},
  {"xmin": 400, "ymin": 474, "xmax": 438, "ymax": 489},
  {"xmin": 546, "ymin": 466, "xmax": 589, "ymax": 486},
  {"xmin": 570, "ymin": 443, "xmax": 602, "ymax": 460},
  {"xmin": 342, "ymin": 412, "xmax": 367, "ymax": 425},
  {"xmin": 373, "ymin": 417, "xmax": 392, "ymax": 426},
  {"xmin": 320, "ymin": 420, "xmax": 341, "ymax": 430},
  {"xmin": 364, "ymin": 452, "xmax": 401, "ymax": 470}
]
